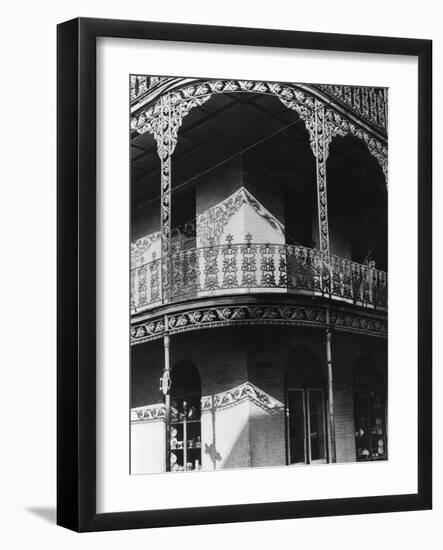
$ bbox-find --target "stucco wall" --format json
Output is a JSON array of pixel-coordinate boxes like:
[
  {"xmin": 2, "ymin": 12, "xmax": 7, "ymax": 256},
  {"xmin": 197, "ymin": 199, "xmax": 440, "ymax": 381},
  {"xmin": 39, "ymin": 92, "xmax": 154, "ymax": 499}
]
[
  {"xmin": 220, "ymin": 197, "xmax": 285, "ymax": 245},
  {"xmin": 205, "ymin": 400, "xmax": 252, "ymax": 470},
  {"xmin": 131, "ymin": 419, "xmax": 166, "ymax": 474},
  {"xmin": 249, "ymin": 400, "xmax": 286, "ymax": 468}
]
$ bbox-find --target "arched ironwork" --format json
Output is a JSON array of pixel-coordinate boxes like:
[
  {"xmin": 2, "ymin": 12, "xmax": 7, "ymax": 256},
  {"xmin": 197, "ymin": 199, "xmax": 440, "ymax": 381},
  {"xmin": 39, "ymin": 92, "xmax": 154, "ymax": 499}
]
[{"xmin": 130, "ymin": 79, "xmax": 388, "ymax": 290}]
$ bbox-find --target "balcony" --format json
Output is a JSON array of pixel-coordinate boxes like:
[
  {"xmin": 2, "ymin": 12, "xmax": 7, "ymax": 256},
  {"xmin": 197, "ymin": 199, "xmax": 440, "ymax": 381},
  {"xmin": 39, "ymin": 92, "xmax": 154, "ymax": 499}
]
[
  {"xmin": 130, "ymin": 235, "xmax": 387, "ymax": 315},
  {"xmin": 315, "ymin": 85, "xmax": 388, "ymax": 133}
]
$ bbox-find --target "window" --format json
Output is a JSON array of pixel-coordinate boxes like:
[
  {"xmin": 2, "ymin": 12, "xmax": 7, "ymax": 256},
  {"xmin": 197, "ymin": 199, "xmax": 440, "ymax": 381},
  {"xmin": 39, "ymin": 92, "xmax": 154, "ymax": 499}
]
[
  {"xmin": 353, "ymin": 356, "xmax": 387, "ymax": 461},
  {"xmin": 286, "ymin": 347, "xmax": 327, "ymax": 464},
  {"xmin": 170, "ymin": 361, "xmax": 202, "ymax": 472}
]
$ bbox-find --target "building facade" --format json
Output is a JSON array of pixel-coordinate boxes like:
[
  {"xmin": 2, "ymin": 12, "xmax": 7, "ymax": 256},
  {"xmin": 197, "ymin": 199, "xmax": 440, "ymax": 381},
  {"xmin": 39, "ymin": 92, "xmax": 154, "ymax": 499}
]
[{"xmin": 130, "ymin": 77, "xmax": 388, "ymax": 474}]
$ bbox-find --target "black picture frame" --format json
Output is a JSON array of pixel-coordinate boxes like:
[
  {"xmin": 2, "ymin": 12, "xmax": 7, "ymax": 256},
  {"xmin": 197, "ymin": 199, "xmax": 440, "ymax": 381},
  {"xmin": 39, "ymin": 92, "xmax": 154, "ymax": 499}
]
[{"xmin": 57, "ymin": 17, "xmax": 432, "ymax": 532}]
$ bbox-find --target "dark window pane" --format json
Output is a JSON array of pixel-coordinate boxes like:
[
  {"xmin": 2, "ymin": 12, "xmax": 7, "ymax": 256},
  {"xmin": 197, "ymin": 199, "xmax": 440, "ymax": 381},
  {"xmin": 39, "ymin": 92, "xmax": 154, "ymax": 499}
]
[
  {"xmin": 288, "ymin": 389, "xmax": 305, "ymax": 464},
  {"xmin": 308, "ymin": 390, "xmax": 326, "ymax": 461},
  {"xmin": 354, "ymin": 390, "xmax": 386, "ymax": 461}
]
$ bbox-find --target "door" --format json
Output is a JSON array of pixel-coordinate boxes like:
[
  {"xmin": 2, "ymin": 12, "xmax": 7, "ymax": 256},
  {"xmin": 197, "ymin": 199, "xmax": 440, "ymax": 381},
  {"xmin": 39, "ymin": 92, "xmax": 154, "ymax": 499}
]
[{"xmin": 287, "ymin": 388, "xmax": 327, "ymax": 464}]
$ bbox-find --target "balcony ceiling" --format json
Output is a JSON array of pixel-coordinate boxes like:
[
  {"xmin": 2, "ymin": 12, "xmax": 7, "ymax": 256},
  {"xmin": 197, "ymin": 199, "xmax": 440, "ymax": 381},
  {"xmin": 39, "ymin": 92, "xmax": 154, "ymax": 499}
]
[
  {"xmin": 131, "ymin": 92, "xmax": 310, "ymax": 206},
  {"xmin": 131, "ymin": 91, "xmax": 386, "ymax": 217}
]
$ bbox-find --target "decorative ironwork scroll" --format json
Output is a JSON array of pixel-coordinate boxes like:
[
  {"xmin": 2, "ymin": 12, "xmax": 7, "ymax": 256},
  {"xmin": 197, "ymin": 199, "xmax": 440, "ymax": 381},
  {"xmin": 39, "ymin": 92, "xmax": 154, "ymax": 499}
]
[
  {"xmin": 131, "ymin": 81, "xmax": 388, "ymax": 186},
  {"xmin": 222, "ymin": 235, "xmax": 238, "ymax": 288},
  {"xmin": 259, "ymin": 244, "xmax": 277, "ymax": 287},
  {"xmin": 130, "ymin": 403, "xmax": 166, "ymax": 422},
  {"xmin": 323, "ymin": 109, "xmax": 388, "ymax": 180},
  {"xmin": 282, "ymin": 98, "xmax": 345, "ymax": 263},
  {"xmin": 203, "ymin": 238, "xmax": 220, "ymax": 291},
  {"xmin": 132, "ymin": 382, "xmax": 285, "ymax": 424},
  {"xmin": 130, "ymin": 75, "xmax": 171, "ymax": 102},
  {"xmin": 316, "ymin": 85, "xmax": 388, "ymax": 133},
  {"xmin": 130, "ymin": 239, "xmax": 387, "ymax": 315},
  {"xmin": 241, "ymin": 234, "xmax": 257, "ymax": 287},
  {"xmin": 131, "ymin": 303, "xmax": 387, "ymax": 345},
  {"xmin": 160, "ymin": 94, "xmax": 172, "ymax": 295},
  {"xmin": 201, "ymin": 382, "xmax": 285, "ymax": 416},
  {"xmin": 279, "ymin": 96, "xmax": 388, "ymax": 254},
  {"xmin": 131, "ymin": 80, "xmax": 314, "ymax": 134},
  {"xmin": 132, "ymin": 91, "xmax": 211, "ymax": 149},
  {"xmin": 135, "ymin": 92, "xmax": 211, "ymax": 299},
  {"xmin": 278, "ymin": 96, "xmax": 348, "ymax": 256},
  {"xmin": 310, "ymin": 101, "xmax": 346, "ymax": 256}
]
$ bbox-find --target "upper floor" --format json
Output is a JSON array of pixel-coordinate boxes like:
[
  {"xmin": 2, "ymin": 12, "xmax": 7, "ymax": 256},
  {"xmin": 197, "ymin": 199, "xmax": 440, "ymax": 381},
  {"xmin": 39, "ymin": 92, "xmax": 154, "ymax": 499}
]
[{"xmin": 130, "ymin": 77, "xmax": 388, "ymax": 317}]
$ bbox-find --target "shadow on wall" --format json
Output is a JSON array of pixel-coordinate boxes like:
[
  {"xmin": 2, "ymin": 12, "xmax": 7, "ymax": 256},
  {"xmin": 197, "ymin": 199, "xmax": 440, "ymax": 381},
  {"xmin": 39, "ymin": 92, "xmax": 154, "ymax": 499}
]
[
  {"xmin": 221, "ymin": 422, "xmax": 250, "ymax": 470},
  {"xmin": 213, "ymin": 407, "xmax": 286, "ymax": 470},
  {"xmin": 204, "ymin": 443, "xmax": 222, "ymax": 467},
  {"xmin": 248, "ymin": 410, "xmax": 286, "ymax": 468}
]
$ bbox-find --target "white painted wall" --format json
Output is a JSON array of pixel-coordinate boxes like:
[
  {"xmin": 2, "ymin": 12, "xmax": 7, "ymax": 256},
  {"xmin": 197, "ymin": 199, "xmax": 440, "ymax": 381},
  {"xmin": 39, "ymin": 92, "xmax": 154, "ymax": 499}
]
[
  {"xmin": 131, "ymin": 421, "xmax": 166, "ymax": 474},
  {"xmin": 223, "ymin": 199, "xmax": 285, "ymax": 245},
  {"xmin": 211, "ymin": 400, "xmax": 251, "ymax": 469},
  {"xmin": 197, "ymin": 187, "xmax": 285, "ymax": 247}
]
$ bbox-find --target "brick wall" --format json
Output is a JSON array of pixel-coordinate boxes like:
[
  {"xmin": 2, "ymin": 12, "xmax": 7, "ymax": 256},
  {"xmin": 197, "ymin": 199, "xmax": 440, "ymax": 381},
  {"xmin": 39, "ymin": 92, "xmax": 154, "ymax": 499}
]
[
  {"xmin": 171, "ymin": 329, "xmax": 248, "ymax": 396},
  {"xmin": 249, "ymin": 401, "xmax": 286, "ymax": 467},
  {"xmin": 130, "ymin": 326, "xmax": 387, "ymax": 472},
  {"xmin": 131, "ymin": 340, "xmax": 163, "ymax": 408}
]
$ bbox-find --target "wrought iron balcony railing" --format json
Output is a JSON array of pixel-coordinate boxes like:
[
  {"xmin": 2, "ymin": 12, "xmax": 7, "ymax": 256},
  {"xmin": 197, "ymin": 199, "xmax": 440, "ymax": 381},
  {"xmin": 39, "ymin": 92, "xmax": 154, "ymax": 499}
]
[
  {"xmin": 131, "ymin": 236, "xmax": 387, "ymax": 314},
  {"xmin": 130, "ymin": 75, "xmax": 170, "ymax": 102},
  {"xmin": 315, "ymin": 85, "xmax": 388, "ymax": 133}
]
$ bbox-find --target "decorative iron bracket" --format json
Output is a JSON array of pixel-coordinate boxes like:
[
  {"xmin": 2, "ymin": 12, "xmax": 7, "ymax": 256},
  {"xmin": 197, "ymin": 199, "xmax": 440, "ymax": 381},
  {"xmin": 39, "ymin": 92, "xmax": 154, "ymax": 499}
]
[{"xmin": 153, "ymin": 93, "xmax": 211, "ymax": 298}]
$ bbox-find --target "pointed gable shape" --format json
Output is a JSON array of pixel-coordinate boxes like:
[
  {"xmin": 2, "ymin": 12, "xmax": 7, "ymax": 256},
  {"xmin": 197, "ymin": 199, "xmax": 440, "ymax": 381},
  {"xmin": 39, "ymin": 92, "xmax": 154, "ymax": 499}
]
[{"xmin": 197, "ymin": 187, "xmax": 285, "ymax": 247}]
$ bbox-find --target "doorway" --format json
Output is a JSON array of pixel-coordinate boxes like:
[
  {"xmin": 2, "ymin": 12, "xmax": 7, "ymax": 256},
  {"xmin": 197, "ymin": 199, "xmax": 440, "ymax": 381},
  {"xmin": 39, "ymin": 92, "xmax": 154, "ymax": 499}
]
[
  {"xmin": 286, "ymin": 346, "xmax": 327, "ymax": 465},
  {"xmin": 287, "ymin": 388, "xmax": 327, "ymax": 464}
]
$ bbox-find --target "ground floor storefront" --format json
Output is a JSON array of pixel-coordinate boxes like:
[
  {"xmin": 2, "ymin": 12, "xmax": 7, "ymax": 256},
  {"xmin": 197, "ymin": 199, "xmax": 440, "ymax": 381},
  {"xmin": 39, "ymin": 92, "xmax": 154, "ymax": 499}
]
[{"xmin": 130, "ymin": 325, "xmax": 387, "ymax": 474}]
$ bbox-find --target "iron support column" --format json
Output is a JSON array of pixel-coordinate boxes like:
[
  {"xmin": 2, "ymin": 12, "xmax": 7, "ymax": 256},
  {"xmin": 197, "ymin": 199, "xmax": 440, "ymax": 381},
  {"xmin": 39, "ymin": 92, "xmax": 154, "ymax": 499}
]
[
  {"xmin": 162, "ymin": 322, "xmax": 171, "ymax": 472},
  {"xmin": 159, "ymin": 93, "xmax": 172, "ymax": 303},
  {"xmin": 325, "ymin": 308, "xmax": 336, "ymax": 463}
]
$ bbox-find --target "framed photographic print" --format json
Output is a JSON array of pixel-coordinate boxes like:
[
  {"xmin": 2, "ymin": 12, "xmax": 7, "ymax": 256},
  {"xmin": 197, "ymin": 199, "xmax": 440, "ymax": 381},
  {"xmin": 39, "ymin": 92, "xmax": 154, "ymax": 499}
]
[{"xmin": 57, "ymin": 17, "xmax": 432, "ymax": 532}]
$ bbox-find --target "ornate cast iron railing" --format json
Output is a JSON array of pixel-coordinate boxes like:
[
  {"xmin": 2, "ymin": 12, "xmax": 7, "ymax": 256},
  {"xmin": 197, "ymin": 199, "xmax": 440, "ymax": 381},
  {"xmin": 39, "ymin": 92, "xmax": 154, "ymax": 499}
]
[
  {"xmin": 131, "ymin": 235, "xmax": 387, "ymax": 314},
  {"xmin": 130, "ymin": 75, "xmax": 171, "ymax": 102},
  {"xmin": 315, "ymin": 85, "xmax": 387, "ymax": 133}
]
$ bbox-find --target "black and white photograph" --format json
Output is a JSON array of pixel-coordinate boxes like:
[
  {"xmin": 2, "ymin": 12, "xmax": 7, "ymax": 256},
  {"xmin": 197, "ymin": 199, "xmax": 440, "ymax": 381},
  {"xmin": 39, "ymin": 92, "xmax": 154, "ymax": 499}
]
[{"xmin": 129, "ymin": 76, "xmax": 388, "ymax": 474}]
